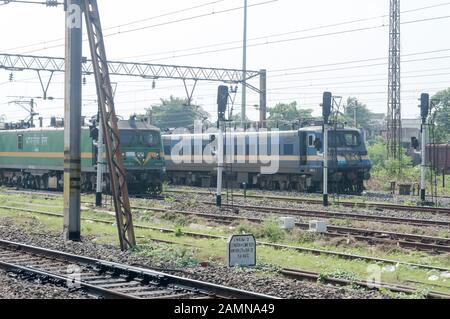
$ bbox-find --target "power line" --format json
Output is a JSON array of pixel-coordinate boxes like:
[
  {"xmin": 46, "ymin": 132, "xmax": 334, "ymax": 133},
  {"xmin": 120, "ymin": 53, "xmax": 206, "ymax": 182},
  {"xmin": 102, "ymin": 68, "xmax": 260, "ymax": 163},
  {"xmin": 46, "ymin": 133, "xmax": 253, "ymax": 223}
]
[
  {"xmin": 114, "ymin": 1, "xmax": 450, "ymax": 61},
  {"xmin": 136, "ymin": 15, "xmax": 450, "ymax": 63},
  {"xmin": 17, "ymin": 0, "xmax": 279, "ymax": 55},
  {"xmin": 0, "ymin": 0, "xmax": 227, "ymax": 52}
]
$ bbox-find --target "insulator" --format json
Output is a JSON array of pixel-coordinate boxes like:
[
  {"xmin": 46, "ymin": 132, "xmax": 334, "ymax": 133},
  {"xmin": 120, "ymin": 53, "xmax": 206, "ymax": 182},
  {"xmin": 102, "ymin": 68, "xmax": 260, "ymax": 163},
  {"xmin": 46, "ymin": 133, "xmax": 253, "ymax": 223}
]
[{"xmin": 46, "ymin": 0, "xmax": 58, "ymax": 7}]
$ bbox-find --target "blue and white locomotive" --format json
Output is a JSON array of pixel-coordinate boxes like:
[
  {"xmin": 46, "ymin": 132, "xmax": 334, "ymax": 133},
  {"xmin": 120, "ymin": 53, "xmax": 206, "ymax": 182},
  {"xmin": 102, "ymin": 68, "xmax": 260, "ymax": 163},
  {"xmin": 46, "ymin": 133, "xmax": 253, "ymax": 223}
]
[{"xmin": 162, "ymin": 125, "xmax": 372, "ymax": 194}]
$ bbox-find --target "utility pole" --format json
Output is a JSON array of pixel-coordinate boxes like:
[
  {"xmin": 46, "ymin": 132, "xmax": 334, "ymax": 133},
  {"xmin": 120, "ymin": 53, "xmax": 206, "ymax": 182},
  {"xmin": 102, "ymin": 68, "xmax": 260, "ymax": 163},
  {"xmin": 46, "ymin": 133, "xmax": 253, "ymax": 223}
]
[
  {"xmin": 217, "ymin": 85, "xmax": 228, "ymax": 207},
  {"xmin": 322, "ymin": 92, "xmax": 332, "ymax": 207},
  {"xmin": 241, "ymin": 0, "xmax": 248, "ymax": 129},
  {"xmin": 95, "ymin": 115, "xmax": 104, "ymax": 207},
  {"xmin": 30, "ymin": 99, "xmax": 35, "ymax": 127},
  {"xmin": 387, "ymin": 0, "xmax": 401, "ymax": 160},
  {"xmin": 259, "ymin": 69, "xmax": 267, "ymax": 127},
  {"xmin": 63, "ymin": 0, "xmax": 83, "ymax": 241},
  {"xmin": 420, "ymin": 93, "xmax": 430, "ymax": 202}
]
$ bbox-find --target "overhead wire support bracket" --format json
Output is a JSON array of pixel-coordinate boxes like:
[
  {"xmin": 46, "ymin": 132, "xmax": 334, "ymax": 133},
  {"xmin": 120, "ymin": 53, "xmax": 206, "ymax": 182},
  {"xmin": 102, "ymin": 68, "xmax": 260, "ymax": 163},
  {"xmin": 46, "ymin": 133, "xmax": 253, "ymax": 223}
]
[
  {"xmin": 36, "ymin": 70, "xmax": 54, "ymax": 100},
  {"xmin": 182, "ymin": 79, "xmax": 198, "ymax": 106}
]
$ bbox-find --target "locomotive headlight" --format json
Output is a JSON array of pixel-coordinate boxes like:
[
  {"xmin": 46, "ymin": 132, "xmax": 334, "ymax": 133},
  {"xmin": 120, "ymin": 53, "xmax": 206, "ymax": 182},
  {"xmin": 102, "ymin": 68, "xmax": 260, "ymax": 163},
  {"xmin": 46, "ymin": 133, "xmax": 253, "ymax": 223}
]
[{"xmin": 136, "ymin": 152, "xmax": 145, "ymax": 159}]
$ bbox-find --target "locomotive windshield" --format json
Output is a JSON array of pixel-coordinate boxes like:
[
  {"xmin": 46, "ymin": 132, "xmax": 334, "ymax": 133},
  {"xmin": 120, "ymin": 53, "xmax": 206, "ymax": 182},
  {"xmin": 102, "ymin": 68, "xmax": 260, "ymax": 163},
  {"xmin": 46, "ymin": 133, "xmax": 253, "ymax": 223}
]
[
  {"xmin": 120, "ymin": 130, "xmax": 160, "ymax": 147},
  {"xmin": 328, "ymin": 131, "xmax": 361, "ymax": 148}
]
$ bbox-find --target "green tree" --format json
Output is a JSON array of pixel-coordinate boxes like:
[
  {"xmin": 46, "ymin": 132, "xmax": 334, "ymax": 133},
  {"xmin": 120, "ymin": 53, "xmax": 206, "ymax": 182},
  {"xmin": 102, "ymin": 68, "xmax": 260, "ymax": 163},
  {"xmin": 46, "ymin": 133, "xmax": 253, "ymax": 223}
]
[
  {"xmin": 367, "ymin": 137, "xmax": 418, "ymax": 181},
  {"xmin": 147, "ymin": 96, "xmax": 209, "ymax": 130},
  {"xmin": 344, "ymin": 97, "xmax": 373, "ymax": 130},
  {"xmin": 431, "ymin": 88, "xmax": 450, "ymax": 143},
  {"xmin": 267, "ymin": 101, "xmax": 313, "ymax": 127}
]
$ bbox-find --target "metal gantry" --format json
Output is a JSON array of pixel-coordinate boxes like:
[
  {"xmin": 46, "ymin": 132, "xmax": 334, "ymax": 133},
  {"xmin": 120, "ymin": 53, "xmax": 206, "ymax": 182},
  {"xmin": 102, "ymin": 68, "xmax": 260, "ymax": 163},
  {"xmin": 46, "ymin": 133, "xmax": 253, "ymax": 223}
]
[
  {"xmin": 0, "ymin": 53, "xmax": 261, "ymax": 83},
  {"xmin": 0, "ymin": 53, "xmax": 267, "ymax": 122},
  {"xmin": 83, "ymin": 0, "xmax": 136, "ymax": 251},
  {"xmin": 387, "ymin": 0, "xmax": 402, "ymax": 160}
]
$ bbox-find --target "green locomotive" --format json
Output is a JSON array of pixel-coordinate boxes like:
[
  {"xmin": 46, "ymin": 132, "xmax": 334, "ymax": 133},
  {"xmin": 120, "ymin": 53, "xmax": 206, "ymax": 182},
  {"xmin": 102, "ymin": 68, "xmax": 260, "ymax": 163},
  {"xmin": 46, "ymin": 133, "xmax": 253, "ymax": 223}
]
[{"xmin": 0, "ymin": 117, "xmax": 165, "ymax": 194}]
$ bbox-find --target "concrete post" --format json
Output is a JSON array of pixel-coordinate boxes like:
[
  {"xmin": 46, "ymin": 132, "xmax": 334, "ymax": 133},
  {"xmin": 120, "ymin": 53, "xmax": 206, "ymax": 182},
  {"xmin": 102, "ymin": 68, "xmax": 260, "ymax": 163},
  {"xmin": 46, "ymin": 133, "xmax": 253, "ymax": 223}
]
[
  {"xmin": 421, "ymin": 122, "xmax": 427, "ymax": 202},
  {"xmin": 259, "ymin": 69, "xmax": 267, "ymax": 127},
  {"xmin": 63, "ymin": 0, "xmax": 83, "ymax": 241},
  {"xmin": 216, "ymin": 122, "xmax": 224, "ymax": 207},
  {"xmin": 323, "ymin": 124, "xmax": 329, "ymax": 207},
  {"xmin": 96, "ymin": 116, "xmax": 104, "ymax": 207}
]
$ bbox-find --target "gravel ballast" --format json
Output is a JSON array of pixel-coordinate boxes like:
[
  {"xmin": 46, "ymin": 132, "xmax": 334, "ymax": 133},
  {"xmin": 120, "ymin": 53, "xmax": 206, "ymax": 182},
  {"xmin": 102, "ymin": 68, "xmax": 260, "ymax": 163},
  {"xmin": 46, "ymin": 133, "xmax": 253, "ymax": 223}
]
[{"xmin": 0, "ymin": 217, "xmax": 390, "ymax": 299}]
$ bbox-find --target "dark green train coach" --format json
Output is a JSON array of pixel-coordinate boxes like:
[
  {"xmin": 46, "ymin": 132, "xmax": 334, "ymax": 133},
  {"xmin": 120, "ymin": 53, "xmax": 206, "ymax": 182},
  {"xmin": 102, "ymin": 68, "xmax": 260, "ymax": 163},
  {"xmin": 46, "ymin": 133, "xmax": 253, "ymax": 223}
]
[{"xmin": 0, "ymin": 118, "xmax": 165, "ymax": 194}]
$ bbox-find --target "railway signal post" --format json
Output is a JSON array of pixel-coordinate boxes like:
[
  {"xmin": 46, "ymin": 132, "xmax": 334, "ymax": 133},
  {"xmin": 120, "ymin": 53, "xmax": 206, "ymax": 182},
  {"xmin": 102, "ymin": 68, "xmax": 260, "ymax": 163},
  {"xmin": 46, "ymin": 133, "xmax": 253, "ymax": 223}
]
[
  {"xmin": 63, "ymin": 0, "xmax": 83, "ymax": 241},
  {"xmin": 419, "ymin": 93, "xmax": 430, "ymax": 202},
  {"xmin": 216, "ymin": 86, "xmax": 228, "ymax": 207},
  {"xmin": 322, "ymin": 92, "xmax": 332, "ymax": 207},
  {"xmin": 96, "ymin": 116, "xmax": 104, "ymax": 207}
]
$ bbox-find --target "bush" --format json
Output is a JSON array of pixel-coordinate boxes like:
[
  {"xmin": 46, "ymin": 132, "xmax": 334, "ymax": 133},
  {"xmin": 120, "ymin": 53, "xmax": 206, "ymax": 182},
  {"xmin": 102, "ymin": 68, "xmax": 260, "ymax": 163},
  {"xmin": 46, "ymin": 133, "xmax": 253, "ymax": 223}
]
[
  {"xmin": 261, "ymin": 219, "xmax": 285, "ymax": 243},
  {"xmin": 367, "ymin": 137, "xmax": 420, "ymax": 189}
]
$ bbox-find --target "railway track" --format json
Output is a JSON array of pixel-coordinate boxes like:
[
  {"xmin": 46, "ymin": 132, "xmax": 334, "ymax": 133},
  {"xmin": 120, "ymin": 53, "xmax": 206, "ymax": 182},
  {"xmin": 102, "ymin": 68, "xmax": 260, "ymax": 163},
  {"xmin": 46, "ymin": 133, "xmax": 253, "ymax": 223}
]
[
  {"xmin": 4, "ymin": 188, "xmax": 450, "ymax": 228},
  {"xmin": 2, "ymin": 196, "xmax": 449, "ymax": 254},
  {"xmin": 0, "ymin": 239, "xmax": 276, "ymax": 299},
  {"xmin": 280, "ymin": 268, "xmax": 450, "ymax": 299},
  {"xmin": 4, "ymin": 188, "xmax": 450, "ymax": 218},
  {"xmin": 164, "ymin": 189, "xmax": 450, "ymax": 216},
  {"xmin": 129, "ymin": 205, "xmax": 450, "ymax": 254},
  {"xmin": 203, "ymin": 202, "xmax": 450, "ymax": 228},
  {"xmin": 1, "ymin": 204, "xmax": 448, "ymax": 272}
]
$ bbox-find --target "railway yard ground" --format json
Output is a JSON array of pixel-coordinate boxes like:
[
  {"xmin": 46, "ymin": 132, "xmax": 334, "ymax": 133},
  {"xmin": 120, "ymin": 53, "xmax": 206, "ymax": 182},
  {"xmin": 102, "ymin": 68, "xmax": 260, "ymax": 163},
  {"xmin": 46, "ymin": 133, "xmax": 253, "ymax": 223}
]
[{"xmin": 0, "ymin": 186, "xmax": 449, "ymax": 299}]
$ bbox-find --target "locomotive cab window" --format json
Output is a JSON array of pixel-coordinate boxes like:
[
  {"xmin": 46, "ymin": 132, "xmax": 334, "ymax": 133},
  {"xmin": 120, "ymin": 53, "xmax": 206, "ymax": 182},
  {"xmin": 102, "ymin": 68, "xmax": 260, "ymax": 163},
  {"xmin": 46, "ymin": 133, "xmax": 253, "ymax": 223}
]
[
  {"xmin": 329, "ymin": 131, "xmax": 361, "ymax": 148},
  {"xmin": 120, "ymin": 131, "xmax": 160, "ymax": 147},
  {"xmin": 17, "ymin": 134, "xmax": 24, "ymax": 150}
]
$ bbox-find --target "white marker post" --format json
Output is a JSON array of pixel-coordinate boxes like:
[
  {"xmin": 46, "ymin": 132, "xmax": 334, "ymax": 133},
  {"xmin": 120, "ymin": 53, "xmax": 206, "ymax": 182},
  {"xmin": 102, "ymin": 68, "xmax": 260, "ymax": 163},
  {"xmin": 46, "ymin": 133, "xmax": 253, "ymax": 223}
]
[{"xmin": 227, "ymin": 234, "xmax": 256, "ymax": 267}]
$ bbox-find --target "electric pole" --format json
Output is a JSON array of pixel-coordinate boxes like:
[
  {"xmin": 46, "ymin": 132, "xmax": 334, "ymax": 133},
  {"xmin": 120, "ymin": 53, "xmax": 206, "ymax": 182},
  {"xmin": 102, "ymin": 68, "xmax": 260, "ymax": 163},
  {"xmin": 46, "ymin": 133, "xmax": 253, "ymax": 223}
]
[
  {"xmin": 419, "ymin": 93, "xmax": 430, "ymax": 202},
  {"xmin": 217, "ymin": 85, "xmax": 228, "ymax": 207},
  {"xmin": 387, "ymin": 0, "xmax": 401, "ymax": 161},
  {"xmin": 241, "ymin": 0, "xmax": 248, "ymax": 129},
  {"xmin": 95, "ymin": 115, "xmax": 104, "ymax": 207},
  {"xmin": 63, "ymin": 0, "xmax": 83, "ymax": 241},
  {"xmin": 322, "ymin": 92, "xmax": 332, "ymax": 207}
]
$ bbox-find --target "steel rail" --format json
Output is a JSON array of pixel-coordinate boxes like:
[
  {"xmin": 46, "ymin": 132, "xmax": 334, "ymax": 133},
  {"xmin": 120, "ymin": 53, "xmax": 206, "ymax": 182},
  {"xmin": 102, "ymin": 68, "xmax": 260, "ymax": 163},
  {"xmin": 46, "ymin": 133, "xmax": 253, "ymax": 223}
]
[
  {"xmin": 203, "ymin": 202, "xmax": 450, "ymax": 228},
  {"xmin": 3, "ymin": 196, "xmax": 449, "ymax": 253},
  {"xmin": 0, "ymin": 205, "xmax": 448, "ymax": 272},
  {"xmin": 280, "ymin": 268, "xmax": 450, "ymax": 299},
  {"xmin": 164, "ymin": 189, "xmax": 450, "ymax": 216},
  {"xmin": 0, "ymin": 239, "xmax": 276, "ymax": 299},
  {"xmin": 126, "ymin": 204, "xmax": 450, "ymax": 253}
]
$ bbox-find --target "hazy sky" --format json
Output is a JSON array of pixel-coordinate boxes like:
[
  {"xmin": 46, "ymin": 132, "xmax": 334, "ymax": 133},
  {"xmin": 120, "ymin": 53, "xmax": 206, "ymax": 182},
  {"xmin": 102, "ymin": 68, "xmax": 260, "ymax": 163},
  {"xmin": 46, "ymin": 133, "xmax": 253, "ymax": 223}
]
[{"xmin": 1, "ymin": 0, "xmax": 449, "ymax": 125}]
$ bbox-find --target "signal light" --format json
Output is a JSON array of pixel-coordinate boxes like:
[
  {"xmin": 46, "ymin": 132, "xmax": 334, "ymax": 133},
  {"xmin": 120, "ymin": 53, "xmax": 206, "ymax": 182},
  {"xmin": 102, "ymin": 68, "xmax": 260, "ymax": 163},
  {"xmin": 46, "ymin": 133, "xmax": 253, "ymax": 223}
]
[
  {"xmin": 419, "ymin": 93, "xmax": 429, "ymax": 120},
  {"xmin": 322, "ymin": 91, "xmax": 332, "ymax": 123},
  {"xmin": 217, "ymin": 85, "xmax": 229, "ymax": 115},
  {"xmin": 8, "ymin": 73, "xmax": 13, "ymax": 82}
]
